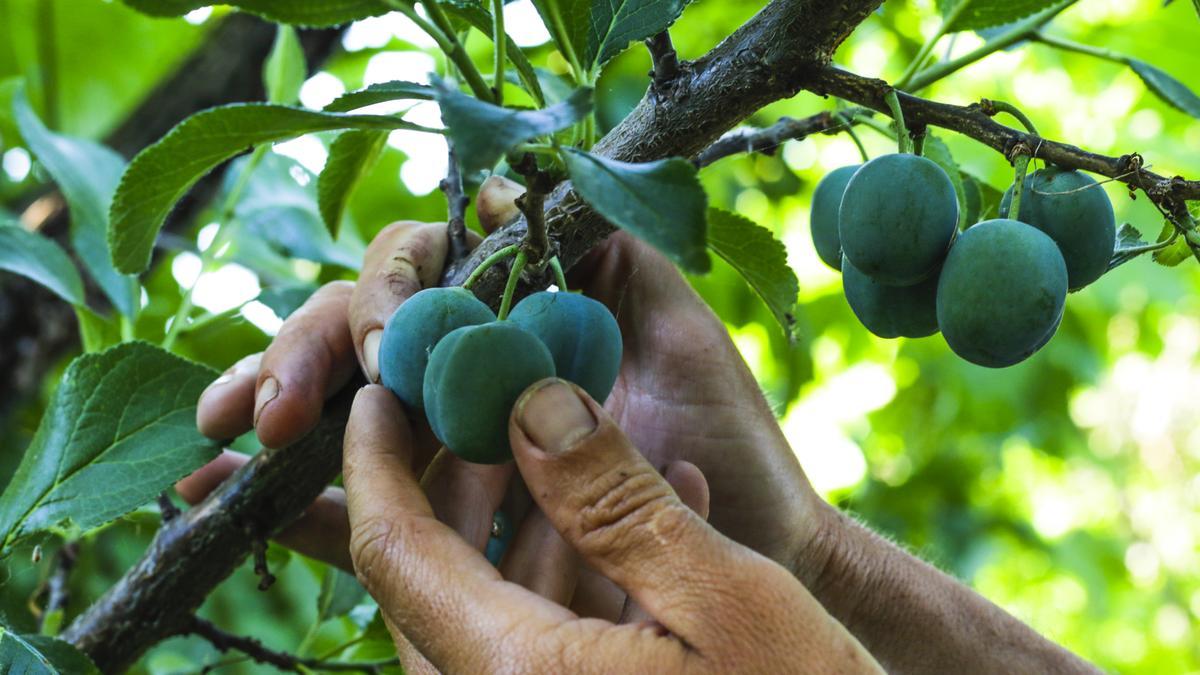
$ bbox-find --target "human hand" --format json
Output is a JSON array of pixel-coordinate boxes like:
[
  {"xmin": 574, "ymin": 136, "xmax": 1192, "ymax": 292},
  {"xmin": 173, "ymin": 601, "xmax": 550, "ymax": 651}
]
[{"xmin": 343, "ymin": 380, "xmax": 880, "ymax": 674}]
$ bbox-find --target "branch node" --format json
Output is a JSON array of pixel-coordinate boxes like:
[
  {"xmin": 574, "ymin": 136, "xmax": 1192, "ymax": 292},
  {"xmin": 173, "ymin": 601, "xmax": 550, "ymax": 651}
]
[
  {"xmin": 157, "ymin": 492, "xmax": 181, "ymax": 522},
  {"xmin": 645, "ymin": 31, "xmax": 681, "ymax": 90},
  {"xmin": 511, "ymin": 153, "xmax": 556, "ymax": 268},
  {"xmin": 251, "ymin": 538, "xmax": 275, "ymax": 591}
]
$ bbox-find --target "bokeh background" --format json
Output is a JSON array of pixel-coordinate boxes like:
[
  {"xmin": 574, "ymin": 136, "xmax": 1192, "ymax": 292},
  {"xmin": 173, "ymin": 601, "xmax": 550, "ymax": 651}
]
[{"xmin": 1, "ymin": 0, "xmax": 1198, "ymax": 672}]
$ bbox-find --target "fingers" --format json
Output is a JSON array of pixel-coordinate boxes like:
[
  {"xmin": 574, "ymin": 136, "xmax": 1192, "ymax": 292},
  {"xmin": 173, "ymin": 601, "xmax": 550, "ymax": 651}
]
[
  {"xmin": 508, "ymin": 379, "xmax": 750, "ymax": 646},
  {"xmin": 476, "ymin": 175, "xmax": 524, "ymax": 234},
  {"xmin": 350, "ymin": 221, "xmax": 450, "ymax": 383},
  {"xmin": 253, "ymin": 282, "xmax": 359, "ymax": 448},
  {"xmin": 419, "ymin": 449, "xmax": 514, "ymax": 551},
  {"xmin": 500, "ymin": 508, "xmax": 579, "ymax": 605},
  {"xmin": 195, "ymin": 353, "xmax": 261, "ymax": 440},
  {"xmin": 176, "ymin": 451, "xmax": 353, "ymax": 571},
  {"xmin": 342, "ymin": 386, "xmax": 570, "ymax": 673}
]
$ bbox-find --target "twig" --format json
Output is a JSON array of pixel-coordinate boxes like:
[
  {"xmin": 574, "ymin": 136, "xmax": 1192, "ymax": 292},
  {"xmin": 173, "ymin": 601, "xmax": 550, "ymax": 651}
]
[
  {"xmin": 188, "ymin": 616, "xmax": 397, "ymax": 674},
  {"xmin": 511, "ymin": 154, "xmax": 556, "ymax": 266},
  {"xmin": 251, "ymin": 537, "xmax": 275, "ymax": 591},
  {"xmin": 157, "ymin": 492, "xmax": 181, "ymax": 522},
  {"xmin": 645, "ymin": 31, "xmax": 680, "ymax": 88},
  {"xmin": 442, "ymin": 146, "xmax": 471, "ymax": 264},
  {"xmin": 693, "ymin": 112, "xmax": 839, "ymax": 168},
  {"xmin": 37, "ymin": 541, "xmax": 79, "ymax": 632}
]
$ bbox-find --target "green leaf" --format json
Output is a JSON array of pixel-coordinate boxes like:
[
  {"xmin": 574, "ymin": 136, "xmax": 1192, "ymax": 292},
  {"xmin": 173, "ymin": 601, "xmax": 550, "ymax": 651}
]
[
  {"xmin": 938, "ymin": 0, "xmax": 1068, "ymax": 32},
  {"xmin": 258, "ymin": 284, "xmax": 319, "ymax": 320},
  {"xmin": 562, "ymin": 148, "xmax": 709, "ymax": 273},
  {"xmin": 120, "ymin": 0, "xmax": 390, "ymax": 27},
  {"xmin": 317, "ymin": 568, "xmax": 368, "ymax": 622},
  {"xmin": 75, "ymin": 306, "xmax": 124, "ymax": 353},
  {"xmin": 324, "ymin": 81, "xmax": 434, "ymax": 113},
  {"xmin": 109, "ymin": 104, "xmax": 422, "ymax": 274},
  {"xmin": 230, "ymin": 154, "xmax": 365, "ymax": 269},
  {"xmin": 922, "ymin": 135, "xmax": 968, "ymax": 228},
  {"xmin": 264, "ymin": 26, "xmax": 307, "ymax": 105},
  {"xmin": 319, "ymin": 130, "xmax": 389, "ymax": 237},
  {"xmin": 1153, "ymin": 221, "xmax": 1191, "ymax": 266},
  {"xmin": 13, "ymin": 88, "xmax": 139, "ymax": 317},
  {"xmin": 0, "ymin": 342, "xmax": 221, "ymax": 553},
  {"xmin": 0, "ymin": 225, "xmax": 86, "ymax": 307},
  {"xmin": 433, "ymin": 77, "xmax": 592, "ymax": 175},
  {"xmin": 533, "ymin": 0, "xmax": 688, "ymax": 76},
  {"xmin": 0, "ymin": 629, "xmax": 100, "ymax": 674},
  {"xmin": 706, "ymin": 209, "xmax": 798, "ymax": 337},
  {"xmin": 1125, "ymin": 58, "xmax": 1200, "ymax": 119}
]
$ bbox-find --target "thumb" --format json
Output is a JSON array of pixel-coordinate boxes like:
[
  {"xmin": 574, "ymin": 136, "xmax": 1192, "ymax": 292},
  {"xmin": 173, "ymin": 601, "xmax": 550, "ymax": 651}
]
[{"xmin": 508, "ymin": 379, "xmax": 746, "ymax": 647}]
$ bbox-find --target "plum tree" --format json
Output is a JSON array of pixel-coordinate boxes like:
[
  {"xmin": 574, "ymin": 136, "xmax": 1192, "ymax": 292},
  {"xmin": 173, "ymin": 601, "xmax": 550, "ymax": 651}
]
[
  {"xmin": 936, "ymin": 219, "xmax": 1068, "ymax": 368},
  {"xmin": 423, "ymin": 322, "xmax": 556, "ymax": 464},
  {"xmin": 810, "ymin": 165, "xmax": 860, "ymax": 270},
  {"xmin": 1001, "ymin": 166, "xmax": 1117, "ymax": 290},
  {"xmin": 508, "ymin": 291, "xmax": 622, "ymax": 403},
  {"xmin": 839, "ymin": 154, "xmax": 958, "ymax": 286},
  {"xmin": 842, "ymin": 256, "xmax": 940, "ymax": 339},
  {"xmin": 378, "ymin": 287, "xmax": 496, "ymax": 409}
]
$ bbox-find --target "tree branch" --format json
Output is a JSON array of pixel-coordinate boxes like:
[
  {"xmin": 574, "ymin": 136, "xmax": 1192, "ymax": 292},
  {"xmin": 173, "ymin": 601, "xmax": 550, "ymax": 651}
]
[
  {"xmin": 803, "ymin": 67, "xmax": 1200, "ymax": 209},
  {"xmin": 644, "ymin": 31, "xmax": 680, "ymax": 88},
  {"xmin": 694, "ymin": 112, "xmax": 841, "ymax": 167},
  {"xmin": 187, "ymin": 616, "xmax": 397, "ymax": 674},
  {"xmin": 442, "ymin": 146, "xmax": 471, "ymax": 264},
  {"xmin": 62, "ymin": 383, "xmax": 359, "ymax": 672}
]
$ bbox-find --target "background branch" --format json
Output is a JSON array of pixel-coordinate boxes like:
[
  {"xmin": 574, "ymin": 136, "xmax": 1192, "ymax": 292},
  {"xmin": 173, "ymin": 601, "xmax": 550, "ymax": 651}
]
[{"xmin": 188, "ymin": 616, "xmax": 396, "ymax": 674}]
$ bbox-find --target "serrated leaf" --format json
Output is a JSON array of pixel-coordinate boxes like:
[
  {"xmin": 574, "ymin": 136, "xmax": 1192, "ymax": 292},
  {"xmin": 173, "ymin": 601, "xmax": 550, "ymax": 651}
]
[
  {"xmin": 922, "ymin": 135, "xmax": 968, "ymax": 228},
  {"xmin": 264, "ymin": 26, "xmax": 307, "ymax": 105},
  {"xmin": 442, "ymin": 3, "xmax": 546, "ymax": 106},
  {"xmin": 229, "ymin": 154, "xmax": 364, "ymax": 269},
  {"xmin": 0, "ymin": 224, "xmax": 86, "ymax": 307},
  {"xmin": 0, "ymin": 630, "xmax": 100, "ymax": 674},
  {"xmin": 13, "ymin": 88, "xmax": 138, "ymax": 316},
  {"xmin": 706, "ymin": 209, "xmax": 798, "ymax": 337},
  {"xmin": 319, "ymin": 130, "xmax": 389, "ymax": 237},
  {"xmin": 109, "ymin": 104, "xmax": 421, "ymax": 274},
  {"xmin": 120, "ymin": 0, "xmax": 390, "ymax": 27},
  {"xmin": 938, "ymin": 0, "xmax": 1067, "ymax": 32},
  {"xmin": 1126, "ymin": 58, "xmax": 1200, "ymax": 119},
  {"xmin": 1116, "ymin": 222, "xmax": 1149, "ymax": 250},
  {"xmin": 433, "ymin": 77, "xmax": 591, "ymax": 175},
  {"xmin": 318, "ymin": 568, "xmax": 368, "ymax": 622},
  {"xmin": 324, "ymin": 81, "xmax": 434, "ymax": 113},
  {"xmin": 563, "ymin": 148, "xmax": 709, "ymax": 273},
  {"xmin": 0, "ymin": 342, "xmax": 221, "ymax": 553},
  {"xmin": 533, "ymin": 0, "xmax": 688, "ymax": 76}
]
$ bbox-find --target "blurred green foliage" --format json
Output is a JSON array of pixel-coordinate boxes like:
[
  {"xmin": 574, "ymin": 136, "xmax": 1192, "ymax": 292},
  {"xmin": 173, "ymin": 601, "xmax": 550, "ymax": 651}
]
[{"xmin": 1, "ymin": 0, "xmax": 1199, "ymax": 672}]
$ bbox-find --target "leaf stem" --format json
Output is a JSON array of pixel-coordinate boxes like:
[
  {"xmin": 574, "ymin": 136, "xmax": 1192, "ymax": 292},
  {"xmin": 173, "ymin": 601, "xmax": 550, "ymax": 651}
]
[
  {"xmin": 387, "ymin": 0, "xmax": 495, "ymax": 102},
  {"xmin": 463, "ymin": 244, "xmax": 520, "ymax": 289},
  {"xmin": 983, "ymin": 99, "xmax": 1039, "ymax": 136},
  {"xmin": 497, "ymin": 250, "xmax": 527, "ymax": 320},
  {"xmin": 835, "ymin": 112, "xmax": 870, "ymax": 163},
  {"xmin": 550, "ymin": 256, "xmax": 568, "ymax": 291},
  {"xmin": 896, "ymin": 0, "xmax": 973, "ymax": 89},
  {"xmin": 492, "ymin": 0, "xmax": 506, "ymax": 104},
  {"xmin": 884, "ymin": 89, "xmax": 913, "ymax": 154},
  {"xmin": 1031, "ymin": 32, "xmax": 1124, "ymax": 64}
]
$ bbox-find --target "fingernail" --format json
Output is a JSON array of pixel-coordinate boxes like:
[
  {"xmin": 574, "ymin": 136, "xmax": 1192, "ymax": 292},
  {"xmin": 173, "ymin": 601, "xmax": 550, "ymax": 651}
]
[
  {"xmin": 254, "ymin": 377, "xmax": 279, "ymax": 425},
  {"xmin": 363, "ymin": 329, "xmax": 383, "ymax": 383},
  {"xmin": 516, "ymin": 379, "xmax": 596, "ymax": 454}
]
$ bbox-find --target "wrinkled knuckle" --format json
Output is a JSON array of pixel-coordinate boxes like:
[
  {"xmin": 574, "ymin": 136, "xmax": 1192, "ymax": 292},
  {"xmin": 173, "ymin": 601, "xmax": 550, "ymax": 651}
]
[
  {"xmin": 574, "ymin": 467, "xmax": 679, "ymax": 560},
  {"xmin": 348, "ymin": 515, "xmax": 403, "ymax": 593}
]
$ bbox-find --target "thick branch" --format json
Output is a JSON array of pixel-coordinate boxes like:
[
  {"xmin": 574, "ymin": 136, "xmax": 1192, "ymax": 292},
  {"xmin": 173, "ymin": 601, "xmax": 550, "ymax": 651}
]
[
  {"xmin": 442, "ymin": 0, "xmax": 884, "ymax": 301},
  {"xmin": 62, "ymin": 384, "xmax": 358, "ymax": 672},
  {"xmin": 805, "ymin": 67, "xmax": 1200, "ymax": 207}
]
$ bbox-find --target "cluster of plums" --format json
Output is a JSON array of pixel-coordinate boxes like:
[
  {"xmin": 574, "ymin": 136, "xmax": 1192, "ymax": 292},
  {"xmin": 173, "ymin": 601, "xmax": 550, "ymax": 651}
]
[
  {"xmin": 812, "ymin": 154, "xmax": 1116, "ymax": 367},
  {"xmin": 378, "ymin": 286, "xmax": 622, "ymax": 463}
]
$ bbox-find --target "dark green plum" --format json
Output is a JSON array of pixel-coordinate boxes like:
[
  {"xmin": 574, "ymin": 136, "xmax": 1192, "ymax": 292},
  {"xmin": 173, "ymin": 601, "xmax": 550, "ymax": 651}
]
[
  {"xmin": 379, "ymin": 287, "xmax": 496, "ymax": 409},
  {"xmin": 839, "ymin": 154, "xmax": 958, "ymax": 286},
  {"xmin": 1001, "ymin": 166, "xmax": 1116, "ymax": 290},
  {"xmin": 508, "ymin": 291, "xmax": 622, "ymax": 403},
  {"xmin": 842, "ymin": 256, "xmax": 940, "ymax": 339},
  {"xmin": 936, "ymin": 219, "xmax": 1068, "ymax": 368},
  {"xmin": 423, "ymin": 322, "xmax": 556, "ymax": 464},
  {"xmin": 810, "ymin": 165, "xmax": 860, "ymax": 270}
]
